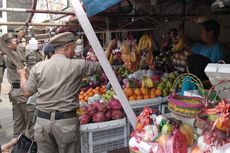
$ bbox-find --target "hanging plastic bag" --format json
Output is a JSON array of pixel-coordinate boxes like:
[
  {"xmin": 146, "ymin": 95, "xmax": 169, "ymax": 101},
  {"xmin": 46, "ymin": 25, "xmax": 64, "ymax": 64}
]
[{"xmin": 82, "ymin": 0, "xmax": 122, "ymax": 17}]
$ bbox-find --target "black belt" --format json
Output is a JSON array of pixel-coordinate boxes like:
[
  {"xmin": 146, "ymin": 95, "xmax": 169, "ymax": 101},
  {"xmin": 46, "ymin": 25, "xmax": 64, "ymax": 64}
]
[
  {"xmin": 37, "ymin": 110, "xmax": 76, "ymax": 120},
  {"xmin": 12, "ymin": 83, "xmax": 20, "ymax": 89}
]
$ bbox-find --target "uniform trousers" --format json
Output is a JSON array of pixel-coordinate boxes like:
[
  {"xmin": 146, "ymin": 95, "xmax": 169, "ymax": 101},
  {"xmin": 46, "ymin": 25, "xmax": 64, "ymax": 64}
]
[
  {"xmin": 34, "ymin": 114, "xmax": 81, "ymax": 153},
  {"xmin": 9, "ymin": 88, "xmax": 28, "ymax": 138}
]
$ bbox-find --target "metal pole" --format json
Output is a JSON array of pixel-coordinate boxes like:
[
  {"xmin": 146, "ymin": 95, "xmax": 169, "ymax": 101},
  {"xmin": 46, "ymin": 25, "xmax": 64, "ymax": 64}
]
[
  {"xmin": 70, "ymin": 0, "xmax": 137, "ymax": 127},
  {"xmin": 0, "ymin": 8, "xmax": 75, "ymax": 15},
  {"xmin": 0, "ymin": 22, "xmax": 77, "ymax": 26}
]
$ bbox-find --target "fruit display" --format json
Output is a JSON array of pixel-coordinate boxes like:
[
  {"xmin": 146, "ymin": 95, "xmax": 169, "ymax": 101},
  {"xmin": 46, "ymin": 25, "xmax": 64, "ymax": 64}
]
[
  {"xmin": 157, "ymin": 72, "xmax": 179, "ymax": 97},
  {"xmin": 155, "ymin": 51, "xmax": 175, "ymax": 72},
  {"xmin": 109, "ymin": 49, "xmax": 123, "ymax": 65},
  {"xmin": 86, "ymin": 47, "xmax": 98, "ymax": 62},
  {"xmin": 120, "ymin": 34, "xmax": 155, "ymax": 72},
  {"xmin": 172, "ymin": 50, "xmax": 192, "ymax": 66},
  {"xmin": 120, "ymin": 40, "xmax": 140, "ymax": 72},
  {"xmin": 137, "ymin": 34, "xmax": 155, "ymax": 54},
  {"xmin": 129, "ymin": 107, "xmax": 194, "ymax": 153},
  {"xmin": 80, "ymin": 73, "xmax": 109, "ymax": 92},
  {"xmin": 79, "ymin": 85, "xmax": 107, "ymax": 103},
  {"xmin": 78, "ymin": 98, "xmax": 125, "ymax": 124},
  {"xmin": 171, "ymin": 35, "xmax": 185, "ymax": 53}
]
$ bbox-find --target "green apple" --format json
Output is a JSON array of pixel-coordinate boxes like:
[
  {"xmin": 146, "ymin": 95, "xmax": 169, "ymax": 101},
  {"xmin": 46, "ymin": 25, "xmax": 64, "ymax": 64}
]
[
  {"xmin": 208, "ymin": 115, "xmax": 218, "ymax": 121},
  {"xmin": 161, "ymin": 123, "xmax": 173, "ymax": 135}
]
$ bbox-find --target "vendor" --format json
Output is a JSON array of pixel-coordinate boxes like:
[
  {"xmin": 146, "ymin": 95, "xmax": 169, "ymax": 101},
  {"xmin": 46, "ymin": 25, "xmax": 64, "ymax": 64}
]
[
  {"xmin": 191, "ymin": 19, "xmax": 224, "ymax": 63},
  {"xmin": 181, "ymin": 54, "xmax": 211, "ymax": 95}
]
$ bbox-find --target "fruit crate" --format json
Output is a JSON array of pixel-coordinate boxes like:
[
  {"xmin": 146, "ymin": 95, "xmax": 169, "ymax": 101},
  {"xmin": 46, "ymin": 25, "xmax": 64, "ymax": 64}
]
[{"xmin": 80, "ymin": 118, "xmax": 129, "ymax": 153}]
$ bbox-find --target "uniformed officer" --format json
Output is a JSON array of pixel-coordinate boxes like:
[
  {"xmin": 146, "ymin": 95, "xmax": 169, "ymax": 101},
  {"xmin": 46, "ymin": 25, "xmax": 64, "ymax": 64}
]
[
  {"xmin": 42, "ymin": 43, "xmax": 55, "ymax": 59},
  {"xmin": 26, "ymin": 43, "xmax": 43, "ymax": 70},
  {"xmin": 17, "ymin": 32, "xmax": 103, "ymax": 153},
  {"xmin": 0, "ymin": 50, "xmax": 5, "ymax": 102},
  {"xmin": 16, "ymin": 30, "xmax": 27, "ymax": 60},
  {"xmin": 2, "ymin": 32, "xmax": 28, "ymax": 138}
]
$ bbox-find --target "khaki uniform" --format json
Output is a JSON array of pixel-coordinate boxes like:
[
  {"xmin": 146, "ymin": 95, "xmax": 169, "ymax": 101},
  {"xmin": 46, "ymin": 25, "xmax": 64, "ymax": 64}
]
[
  {"xmin": 26, "ymin": 32, "xmax": 102, "ymax": 153},
  {"xmin": 26, "ymin": 50, "xmax": 43, "ymax": 70},
  {"xmin": 25, "ymin": 50, "xmax": 43, "ymax": 140},
  {"xmin": 0, "ymin": 53, "xmax": 5, "ymax": 96},
  {"xmin": 6, "ymin": 52, "xmax": 28, "ymax": 138}
]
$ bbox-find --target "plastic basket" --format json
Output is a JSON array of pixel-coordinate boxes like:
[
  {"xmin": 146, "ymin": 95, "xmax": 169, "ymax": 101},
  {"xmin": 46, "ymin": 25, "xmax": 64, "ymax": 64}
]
[{"xmin": 80, "ymin": 118, "xmax": 129, "ymax": 153}]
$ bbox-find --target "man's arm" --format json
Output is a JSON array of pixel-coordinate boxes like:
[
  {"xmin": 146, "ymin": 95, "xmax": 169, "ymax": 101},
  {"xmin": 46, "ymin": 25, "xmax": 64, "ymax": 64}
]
[
  {"xmin": 17, "ymin": 67, "xmax": 33, "ymax": 97},
  {"xmin": 105, "ymin": 39, "xmax": 117, "ymax": 59}
]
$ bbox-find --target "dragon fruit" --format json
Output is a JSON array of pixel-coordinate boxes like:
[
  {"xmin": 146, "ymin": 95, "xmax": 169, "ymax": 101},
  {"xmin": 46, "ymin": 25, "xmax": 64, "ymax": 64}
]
[
  {"xmin": 108, "ymin": 98, "xmax": 122, "ymax": 110},
  {"xmin": 93, "ymin": 112, "xmax": 106, "ymax": 123},
  {"xmin": 112, "ymin": 110, "xmax": 124, "ymax": 120}
]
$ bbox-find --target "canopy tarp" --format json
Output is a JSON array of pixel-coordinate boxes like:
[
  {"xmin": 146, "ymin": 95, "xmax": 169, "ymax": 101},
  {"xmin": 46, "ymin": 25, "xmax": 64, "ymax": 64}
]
[{"xmin": 82, "ymin": 0, "xmax": 122, "ymax": 17}]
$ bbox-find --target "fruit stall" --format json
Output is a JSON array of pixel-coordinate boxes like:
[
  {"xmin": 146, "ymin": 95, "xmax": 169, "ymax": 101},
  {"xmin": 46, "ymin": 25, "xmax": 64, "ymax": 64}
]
[{"xmin": 67, "ymin": 0, "xmax": 230, "ymax": 153}]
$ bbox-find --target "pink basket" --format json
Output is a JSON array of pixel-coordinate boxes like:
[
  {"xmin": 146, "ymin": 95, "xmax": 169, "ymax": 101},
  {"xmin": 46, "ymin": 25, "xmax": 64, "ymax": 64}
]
[{"xmin": 168, "ymin": 93, "xmax": 204, "ymax": 117}]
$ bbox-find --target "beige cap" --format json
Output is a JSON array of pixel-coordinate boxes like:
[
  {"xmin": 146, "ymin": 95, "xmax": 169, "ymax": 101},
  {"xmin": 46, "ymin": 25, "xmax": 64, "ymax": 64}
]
[
  {"xmin": 2, "ymin": 33, "xmax": 16, "ymax": 42},
  {"xmin": 48, "ymin": 32, "xmax": 75, "ymax": 48}
]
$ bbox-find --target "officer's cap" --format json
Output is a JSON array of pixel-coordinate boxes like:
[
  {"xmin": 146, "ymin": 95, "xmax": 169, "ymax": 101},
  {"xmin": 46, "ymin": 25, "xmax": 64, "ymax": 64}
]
[
  {"xmin": 48, "ymin": 32, "xmax": 75, "ymax": 48},
  {"xmin": 2, "ymin": 33, "xmax": 17, "ymax": 42},
  {"xmin": 43, "ymin": 44, "xmax": 55, "ymax": 54}
]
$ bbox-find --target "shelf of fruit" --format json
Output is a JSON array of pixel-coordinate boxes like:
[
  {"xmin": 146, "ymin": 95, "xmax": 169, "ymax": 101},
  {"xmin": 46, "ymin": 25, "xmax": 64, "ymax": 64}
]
[{"xmin": 129, "ymin": 107, "xmax": 195, "ymax": 153}]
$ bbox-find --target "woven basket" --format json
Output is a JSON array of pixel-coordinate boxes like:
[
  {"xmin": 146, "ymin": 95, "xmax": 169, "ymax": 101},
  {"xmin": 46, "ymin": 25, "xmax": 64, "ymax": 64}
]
[
  {"xmin": 195, "ymin": 80, "xmax": 230, "ymax": 129},
  {"xmin": 168, "ymin": 94, "xmax": 204, "ymax": 117},
  {"xmin": 168, "ymin": 73, "xmax": 205, "ymax": 117}
]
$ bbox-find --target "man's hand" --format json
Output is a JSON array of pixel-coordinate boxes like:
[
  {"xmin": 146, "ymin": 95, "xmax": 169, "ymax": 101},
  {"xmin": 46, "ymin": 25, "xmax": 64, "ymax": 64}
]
[
  {"xmin": 1, "ymin": 138, "xmax": 17, "ymax": 153},
  {"xmin": 105, "ymin": 39, "xmax": 117, "ymax": 59},
  {"xmin": 17, "ymin": 67, "xmax": 27, "ymax": 78},
  {"xmin": 108, "ymin": 39, "xmax": 117, "ymax": 50}
]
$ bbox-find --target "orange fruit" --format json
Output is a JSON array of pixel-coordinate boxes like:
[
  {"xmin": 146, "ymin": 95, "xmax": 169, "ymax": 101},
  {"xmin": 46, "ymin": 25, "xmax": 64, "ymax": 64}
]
[
  {"xmin": 84, "ymin": 96, "xmax": 88, "ymax": 102},
  {"xmin": 144, "ymin": 95, "xmax": 150, "ymax": 99},
  {"xmin": 95, "ymin": 87, "xmax": 100, "ymax": 91},
  {"xmin": 94, "ymin": 90, "xmax": 100, "ymax": 94},
  {"xmin": 150, "ymin": 88, "xmax": 156, "ymax": 94},
  {"xmin": 129, "ymin": 95, "xmax": 136, "ymax": 101},
  {"xmin": 134, "ymin": 88, "xmax": 142, "ymax": 96},
  {"xmin": 150, "ymin": 93, "xmax": 157, "ymax": 98},
  {"xmin": 79, "ymin": 95, "xmax": 84, "ymax": 99},
  {"xmin": 88, "ymin": 92, "xmax": 94, "ymax": 97},
  {"xmin": 141, "ymin": 88, "xmax": 149, "ymax": 95},
  {"xmin": 136, "ymin": 95, "xmax": 144, "ymax": 100},
  {"xmin": 126, "ymin": 88, "xmax": 134, "ymax": 97},
  {"xmin": 80, "ymin": 91, "xmax": 85, "ymax": 95},
  {"xmin": 155, "ymin": 89, "xmax": 162, "ymax": 96}
]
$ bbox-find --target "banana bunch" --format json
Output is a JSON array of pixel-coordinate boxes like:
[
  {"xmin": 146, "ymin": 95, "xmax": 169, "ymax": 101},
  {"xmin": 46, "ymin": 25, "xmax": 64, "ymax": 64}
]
[
  {"xmin": 142, "ymin": 76, "xmax": 154, "ymax": 88},
  {"xmin": 171, "ymin": 38, "xmax": 185, "ymax": 52},
  {"xmin": 137, "ymin": 34, "xmax": 154, "ymax": 54}
]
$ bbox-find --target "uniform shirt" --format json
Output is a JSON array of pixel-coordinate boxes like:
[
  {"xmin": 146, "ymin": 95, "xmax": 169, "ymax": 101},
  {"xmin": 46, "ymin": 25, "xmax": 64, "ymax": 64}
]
[
  {"xmin": 17, "ymin": 44, "xmax": 26, "ymax": 61},
  {"xmin": 0, "ymin": 53, "xmax": 4, "ymax": 67},
  {"xmin": 26, "ymin": 50, "xmax": 43, "ymax": 70},
  {"xmin": 192, "ymin": 42, "xmax": 224, "ymax": 63},
  {"xmin": 26, "ymin": 54, "xmax": 102, "ymax": 112},
  {"xmin": 6, "ymin": 51, "xmax": 26, "ymax": 84}
]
